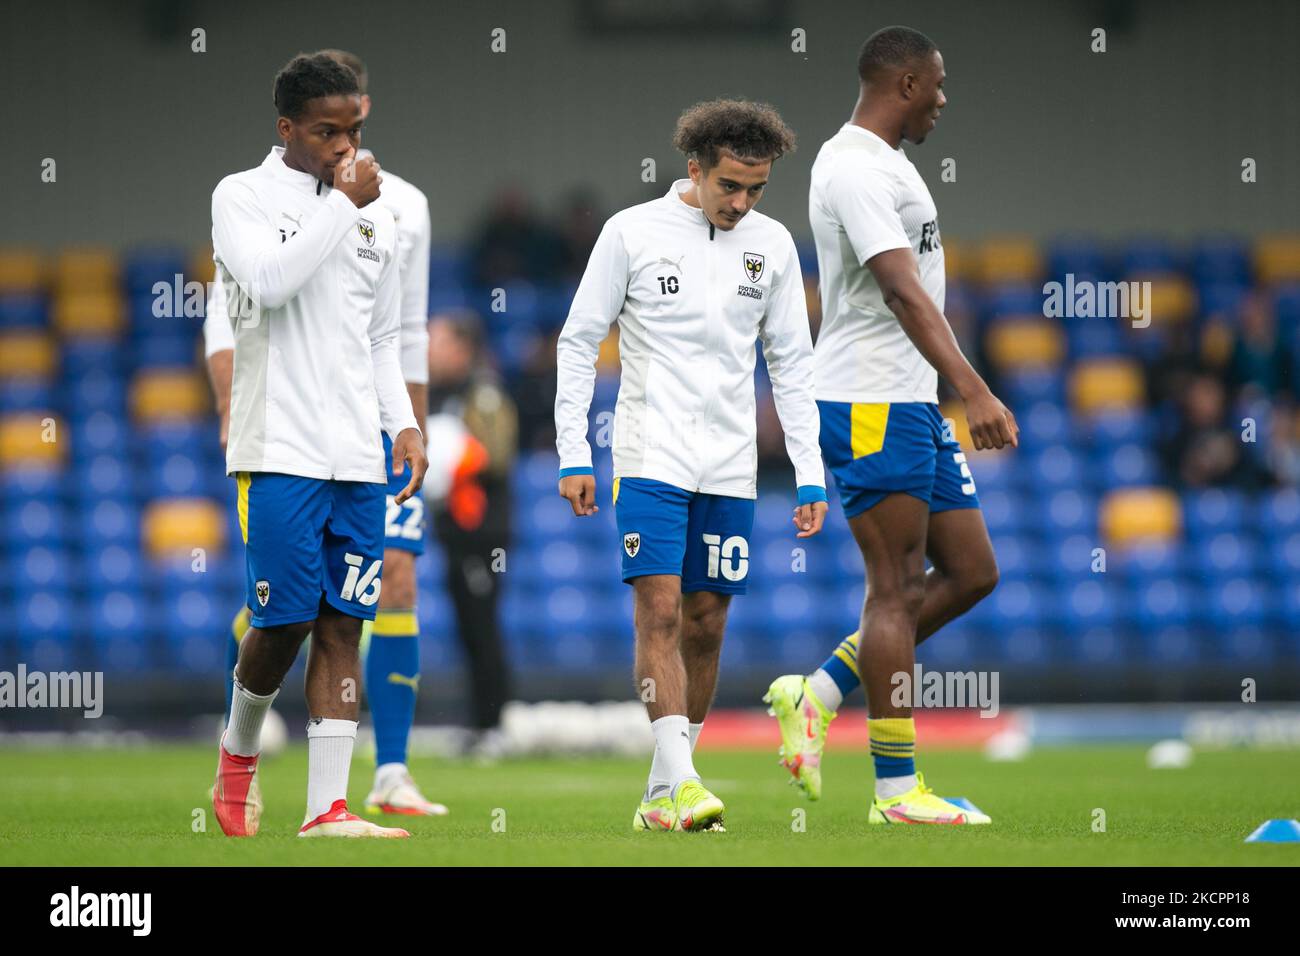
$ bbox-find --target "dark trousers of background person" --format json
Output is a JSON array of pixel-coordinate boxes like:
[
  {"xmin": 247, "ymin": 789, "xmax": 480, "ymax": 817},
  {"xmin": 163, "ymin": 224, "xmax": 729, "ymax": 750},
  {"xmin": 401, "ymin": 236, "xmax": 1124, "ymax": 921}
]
[{"xmin": 435, "ymin": 512, "xmax": 511, "ymax": 731}]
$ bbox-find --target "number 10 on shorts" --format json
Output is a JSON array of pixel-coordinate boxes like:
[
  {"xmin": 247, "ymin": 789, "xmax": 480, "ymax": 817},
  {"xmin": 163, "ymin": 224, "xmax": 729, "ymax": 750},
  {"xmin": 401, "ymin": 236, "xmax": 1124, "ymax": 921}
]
[
  {"xmin": 341, "ymin": 552, "xmax": 383, "ymax": 606},
  {"xmin": 703, "ymin": 533, "xmax": 749, "ymax": 582}
]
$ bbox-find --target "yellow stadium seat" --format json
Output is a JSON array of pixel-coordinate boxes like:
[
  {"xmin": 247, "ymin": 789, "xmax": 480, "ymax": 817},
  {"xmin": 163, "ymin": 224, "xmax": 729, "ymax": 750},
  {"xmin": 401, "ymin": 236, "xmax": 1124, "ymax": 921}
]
[
  {"xmin": 974, "ymin": 238, "xmax": 1043, "ymax": 285},
  {"xmin": 131, "ymin": 368, "xmax": 210, "ymax": 422},
  {"xmin": 54, "ymin": 248, "xmax": 119, "ymax": 294},
  {"xmin": 0, "ymin": 248, "xmax": 46, "ymax": 293},
  {"xmin": 942, "ymin": 237, "xmax": 971, "ymax": 283},
  {"xmin": 189, "ymin": 246, "xmax": 216, "ymax": 286},
  {"xmin": 1254, "ymin": 235, "xmax": 1300, "ymax": 284},
  {"xmin": 985, "ymin": 317, "xmax": 1065, "ymax": 371},
  {"xmin": 1070, "ymin": 358, "xmax": 1145, "ymax": 415},
  {"xmin": 53, "ymin": 290, "xmax": 124, "ymax": 338},
  {"xmin": 597, "ymin": 327, "xmax": 620, "ymax": 372},
  {"xmin": 1100, "ymin": 487, "xmax": 1181, "ymax": 548},
  {"xmin": 142, "ymin": 498, "xmax": 226, "ymax": 560},
  {"xmin": 1200, "ymin": 320, "xmax": 1234, "ymax": 368},
  {"xmin": 0, "ymin": 412, "xmax": 64, "ymax": 467},
  {"xmin": 1129, "ymin": 273, "xmax": 1195, "ymax": 325},
  {"xmin": 0, "ymin": 331, "xmax": 56, "ymax": 379}
]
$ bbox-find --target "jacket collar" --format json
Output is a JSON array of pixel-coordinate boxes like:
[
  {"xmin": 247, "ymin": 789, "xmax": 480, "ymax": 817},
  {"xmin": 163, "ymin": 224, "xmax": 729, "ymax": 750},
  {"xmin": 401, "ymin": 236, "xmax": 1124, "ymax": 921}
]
[{"xmin": 263, "ymin": 146, "xmax": 331, "ymax": 193}]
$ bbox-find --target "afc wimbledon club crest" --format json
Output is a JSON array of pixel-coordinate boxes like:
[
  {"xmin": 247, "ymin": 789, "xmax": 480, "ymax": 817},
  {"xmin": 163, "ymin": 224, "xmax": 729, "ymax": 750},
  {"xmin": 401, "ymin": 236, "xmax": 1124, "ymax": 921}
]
[
  {"xmin": 358, "ymin": 219, "xmax": 376, "ymax": 246},
  {"xmin": 623, "ymin": 533, "xmax": 641, "ymax": 558},
  {"xmin": 255, "ymin": 579, "xmax": 271, "ymax": 607},
  {"xmin": 744, "ymin": 252, "xmax": 764, "ymax": 283}
]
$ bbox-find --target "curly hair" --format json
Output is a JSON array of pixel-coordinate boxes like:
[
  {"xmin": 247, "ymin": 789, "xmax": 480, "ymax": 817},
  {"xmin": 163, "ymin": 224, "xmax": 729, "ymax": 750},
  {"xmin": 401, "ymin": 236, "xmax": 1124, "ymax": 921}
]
[
  {"xmin": 671, "ymin": 99, "xmax": 796, "ymax": 170},
  {"xmin": 272, "ymin": 52, "xmax": 360, "ymax": 120},
  {"xmin": 857, "ymin": 26, "xmax": 937, "ymax": 84},
  {"xmin": 315, "ymin": 48, "xmax": 368, "ymax": 94}
]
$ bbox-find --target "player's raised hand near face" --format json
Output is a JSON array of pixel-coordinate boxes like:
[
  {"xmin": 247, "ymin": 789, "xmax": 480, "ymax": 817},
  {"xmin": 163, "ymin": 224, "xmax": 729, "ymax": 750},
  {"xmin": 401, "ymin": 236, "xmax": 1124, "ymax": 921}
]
[
  {"xmin": 559, "ymin": 474, "xmax": 599, "ymax": 516},
  {"xmin": 334, "ymin": 147, "xmax": 382, "ymax": 208},
  {"xmin": 964, "ymin": 388, "xmax": 1019, "ymax": 451},
  {"xmin": 792, "ymin": 501, "xmax": 828, "ymax": 538},
  {"xmin": 391, "ymin": 426, "xmax": 427, "ymax": 504}
]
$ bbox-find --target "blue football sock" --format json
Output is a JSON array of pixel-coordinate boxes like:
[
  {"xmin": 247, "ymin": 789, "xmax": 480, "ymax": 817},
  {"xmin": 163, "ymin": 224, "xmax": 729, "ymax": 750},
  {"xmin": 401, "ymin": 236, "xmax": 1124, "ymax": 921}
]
[
  {"xmin": 366, "ymin": 610, "xmax": 420, "ymax": 768},
  {"xmin": 818, "ymin": 630, "xmax": 861, "ymax": 698}
]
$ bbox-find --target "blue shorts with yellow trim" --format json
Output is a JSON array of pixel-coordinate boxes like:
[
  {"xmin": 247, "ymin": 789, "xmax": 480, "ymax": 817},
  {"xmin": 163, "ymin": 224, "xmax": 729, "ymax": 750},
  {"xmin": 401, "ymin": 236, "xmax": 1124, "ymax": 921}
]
[
  {"xmin": 236, "ymin": 471, "xmax": 387, "ymax": 627},
  {"xmin": 381, "ymin": 431, "xmax": 425, "ymax": 555},
  {"xmin": 817, "ymin": 401, "xmax": 980, "ymax": 518},
  {"xmin": 613, "ymin": 477, "xmax": 755, "ymax": 594}
]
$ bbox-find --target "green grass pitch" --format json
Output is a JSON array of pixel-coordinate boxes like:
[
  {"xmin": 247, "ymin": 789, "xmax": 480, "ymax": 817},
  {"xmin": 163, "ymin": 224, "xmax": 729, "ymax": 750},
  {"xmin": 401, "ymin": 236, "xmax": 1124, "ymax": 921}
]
[{"xmin": 1, "ymin": 744, "xmax": 1297, "ymax": 865}]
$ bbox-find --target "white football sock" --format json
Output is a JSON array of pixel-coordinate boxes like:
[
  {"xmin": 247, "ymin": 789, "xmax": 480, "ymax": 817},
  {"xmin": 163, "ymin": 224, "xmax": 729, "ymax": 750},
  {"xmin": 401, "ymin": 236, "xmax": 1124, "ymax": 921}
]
[
  {"xmin": 306, "ymin": 718, "xmax": 357, "ymax": 821},
  {"xmin": 808, "ymin": 668, "xmax": 844, "ymax": 712},
  {"xmin": 645, "ymin": 720, "xmax": 705, "ymax": 800},
  {"xmin": 375, "ymin": 761, "xmax": 408, "ymax": 790},
  {"xmin": 876, "ymin": 773, "xmax": 918, "ymax": 800},
  {"xmin": 650, "ymin": 715, "xmax": 698, "ymax": 797},
  {"xmin": 223, "ymin": 680, "xmax": 279, "ymax": 757}
]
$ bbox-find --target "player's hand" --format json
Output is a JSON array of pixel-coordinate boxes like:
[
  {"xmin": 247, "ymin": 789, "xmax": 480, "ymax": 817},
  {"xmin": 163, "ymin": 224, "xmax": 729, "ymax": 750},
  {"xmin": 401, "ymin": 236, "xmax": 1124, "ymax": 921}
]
[
  {"xmin": 391, "ymin": 427, "xmax": 427, "ymax": 504},
  {"xmin": 964, "ymin": 388, "xmax": 1019, "ymax": 451},
  {"xmin": 334, "ymin": 148, "xmax": 382, "ymax": 208},
  {"xmin": 792, "ymin": 501, "xmax": 828, "ymax": 538},
  {"xmin": 558, "ymin": 474, "xmax": 598, "ymax": 516}
]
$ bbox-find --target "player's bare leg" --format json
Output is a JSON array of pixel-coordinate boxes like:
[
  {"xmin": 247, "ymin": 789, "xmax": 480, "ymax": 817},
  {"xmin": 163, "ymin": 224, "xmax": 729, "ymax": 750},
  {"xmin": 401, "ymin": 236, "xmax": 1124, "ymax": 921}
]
[
  {"xmin": 365, "ymin": 549, "xmax": 447, "ymax": 816},
  {"xmin": 214, "ymin": 619, "xmax": 311, "ymax": 836},
  {"xmin": 300, "ymin": 602, "xmax": 409, "ymax": 838},
  {"xmin": 915, "ymin": 507, "xmax": 999, "ymax": 644},
  {"xmin": 632, "ymin": 575, "xmax": 724, "ymax": 831},
  {"xmin": 681, "ymin": 591, "xmax": 731, "ymax": 724}
]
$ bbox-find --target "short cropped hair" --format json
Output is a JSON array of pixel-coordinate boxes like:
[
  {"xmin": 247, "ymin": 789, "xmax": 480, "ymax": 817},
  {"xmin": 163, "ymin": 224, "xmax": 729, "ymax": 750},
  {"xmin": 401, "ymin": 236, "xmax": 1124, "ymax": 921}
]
[
  {"xmin": 316, "ymin": 48, "xmax": 368, "ymax": 94},
  {"xmin": 272, "ymin": 53, "xmax": 360, "ymax": 120},
  {"xmin": 671, "ymin": 99, "xmax": 796, "ymax": 170},
  {"xmin": 857, "ymin": 26, "xmax": 938, "ymax": 84}
]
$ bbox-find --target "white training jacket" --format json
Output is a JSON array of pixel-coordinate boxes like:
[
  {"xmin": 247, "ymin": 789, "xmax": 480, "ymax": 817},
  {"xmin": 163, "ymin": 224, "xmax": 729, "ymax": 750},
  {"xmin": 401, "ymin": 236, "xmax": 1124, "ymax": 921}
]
[
  {"xmin": 205, "ymin": 156, "xmax": 431, "ymax": 385},
  {"xmin": 555, "ymin": 179, "xmax": 826, "ymax": 502},
  {"xmin": 209, "ymin": 146, "xmax": 420, "ymax": 483}
]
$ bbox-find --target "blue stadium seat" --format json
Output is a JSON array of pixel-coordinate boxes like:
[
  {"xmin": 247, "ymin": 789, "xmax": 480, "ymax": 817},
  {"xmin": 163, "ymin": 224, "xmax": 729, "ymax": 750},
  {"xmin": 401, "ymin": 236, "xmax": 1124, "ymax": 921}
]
[
  {"xmin": 1121, "ymin": 237, "xmax": 1181, "ymax": 275},
  {"xmin": 14, "ymin": 545, "xmax": 65, "ymax": 592},
  {"xmin": 1136, "ymin": 625, "xmax": 1201, "ymax": 664},
  {"xmin": 1049, "ymin": 579, "xmax": 1121, "ymax": 634},
  {"xmin": 1093, "ymin": 442, "xmax": 1158, "ymax": 488},
  {"xmin": 1198, "ymin": 282, "xmax": 1248, "ymax": 318},
  {"xmin": 0, "ymin": 379, "xmax": 57, "ymax": 414},
  {"xmin": 1132, "ymin": 578, "xmax": 1196, "ymax": 629},
  {"xmin": 3, "ymin": 498, "xmax": 68, "ymax": 547},
  {"xmin": 1183, "ymin": 489, "xmax": 1247, "ymax": 541},
  {"xmin": 60, "ymin": 339, "xmax": 121, "ymax": 379},
  {"xmin": 1023, "ymin": 444, "xmax": 1084, "ymax": 490},
  {"xmin": 981, "ymin": 283, "xmax": 1043, "ymax": 319},
  {"xmin": 84, "ymin": 543, "xmax": 143, "ymax": 593},
  {"xmin": 71, "ymin": 410, "xmax": 128, "ymax": 460},
  {"xmin": 1066, "ymin": 320, "xmax": 1125, "ymax": 358},
  {"xmin": 1258, "ymin": 489, "xmax": 1300, "ymax": 538},
  {"xmin": 1070, "ymin": 625, "xmax": 1130, "ymax": 665},
  {"xmin": 1081, "ymin": 410, "xmax": 1154, "ymax": 447},
  {"xmin": 124, "ymin": 247, "xmax": 188, "ymax": 297},
  {"xmin": 1191, "ymin": 236, "xmax": 1251, "ymax": 287},
  {"xmin": 1190, "ymin": 533, "xmax": 1259, "ymax": 581},
  {"xmin": 1111, "ymin": 541, "xmax": 1184, "ymax": 581},
  {"xmin": 979, "ymin": 488, "xmax": 1024, "ymax": 535},
  {"xmin": 85, "ymin": 454, "xmax": 136, "ymax": 499},
  {"xmin": 1045, "ymin": 237, "xmax": 1108, "ymax": 282},
  {"xmin": 1203, "ymin": 577, "xmax": 1269, "ymax": 630},
  {"xmin": 1001, "ymin": 369, "xmax": 1066, "ymax": 407},
  {"xmin": 1037, "ymin": 488, "xmax": 1098, "ymax": 538},
  {"xmin": 1267, "ymin": 531, "xmax": 1300, "ymax": 578},
  {"xmin": 0, "ymin": 293, "xmax": 47, "ymax": 329},
  {"xmin": 986, "ymin": 535, "xmax": 1039, "ymax": 581},
  {"xmin": 0, "ymin": 465, "xmax": 68, "ymax": 504}
]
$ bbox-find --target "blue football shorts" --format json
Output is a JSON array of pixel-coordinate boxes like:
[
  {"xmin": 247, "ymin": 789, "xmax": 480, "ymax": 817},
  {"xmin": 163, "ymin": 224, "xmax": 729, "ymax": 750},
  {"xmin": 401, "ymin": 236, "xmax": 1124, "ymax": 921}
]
[
  {"xmin": 817, "ymin": 401, "xmax": 981, "ymax": 519},
  {"xmin": 381, "ymin": 431, "xmax": 425, "ymax": 555},
  {"xmin": 612, "ymin": 477, "xmax": 755, "ymax": 594},
  {"xmin": 236, "ymin": 471, "xmax": 387, "ymax": 627}
]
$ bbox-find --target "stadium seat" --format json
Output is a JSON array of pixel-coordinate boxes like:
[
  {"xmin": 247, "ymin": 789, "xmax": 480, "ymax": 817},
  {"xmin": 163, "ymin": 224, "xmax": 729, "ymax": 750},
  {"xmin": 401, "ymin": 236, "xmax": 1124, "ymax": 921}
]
[
  {"xmin": 53, "ymin": 290, "xmax": 124, "ymax": 338},
  {"xmin": 1135, "ymin": 274, "xmax": 1196, "ymax": 326},
  {"xmin": 1121, "ymin": 238, "xmax": 1181, "ymax": 275},
  {"xmin": 1069, "ymin": 358, "xmax": 1145, "ymax": 416},
  {"xmin": 0, "ymin": 248, "xmax": 46, "ymax": 294},
  {"xmin": 1253, "ymin": 235, "xmax": 1300, "ymax": 284},
  {"xmin": 140, "ymin": 498, "xmax": 225, "ymax": 561},
  {"xmin": 1191, "ymin": 533, "xmax": 1260, "ymax": 581},
  {"xmin": 1037, "ymin": 488, "xmax": 1097, "ymax": 538},
  {"xmin": 985, "ymin": 317, "xmax": 1065, "ymax": 372},
  {"xmin": 1191, "ymin": 236, "xmax": 1251, "ymax": 286},
  {"xmin": 973, "ymin": 238, "xmax": 1043, "ymax": 284},
  {"xmin": 189, "ymin": 246, "xmax": 216, "ymax": 287},
  {"xmin": 129, "ymin": 368, "xmax": 209, "ymax": 422},
  {"xmin": 0, "ymin": 330, "xmax": 56, "ymax": 379},
  {"xmin": 1099, "ymin": 487, "xmax": 1181, "ymax": 548},
  {"xmin": 0, "ymin": 379, "xmax": 57, "ymax": 415},
  {"xmin": 54, "ymin": 248, "xmax": 118, "ymax": 293},
  {"xmin": 1131, "ymin": 577, "xmax": 1195, "ymax": 629},
  {"xmin": 124, "ymin": 247, "xmax": 188, "ymax": 297},
  {"xmin": 1182, "ymin": 489, "xmax": 1247, "ymax": 540},
  {"xmin": 0, "ymin": 293, "xmax": 48, "ymax": 330},
  {"xmin": 1094, "ymin": 442, "xmax": 1158, "ymax": 488},
  {"xmin": 0, "ymin": 412, "xmax": 64, "ymax": 468},
  {"xmin": 1045, "ymin": 236, "xmax": 1108, "ymax": 281}
]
